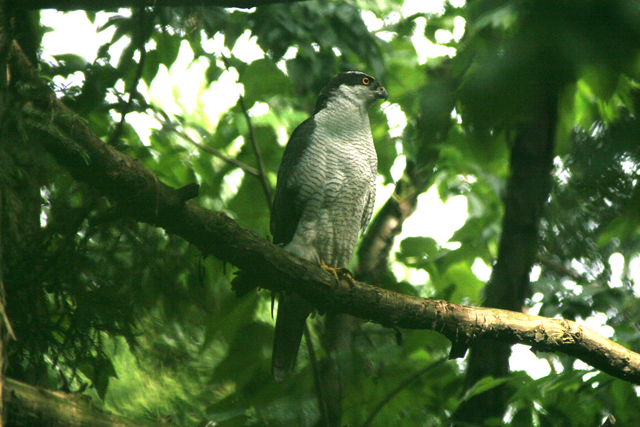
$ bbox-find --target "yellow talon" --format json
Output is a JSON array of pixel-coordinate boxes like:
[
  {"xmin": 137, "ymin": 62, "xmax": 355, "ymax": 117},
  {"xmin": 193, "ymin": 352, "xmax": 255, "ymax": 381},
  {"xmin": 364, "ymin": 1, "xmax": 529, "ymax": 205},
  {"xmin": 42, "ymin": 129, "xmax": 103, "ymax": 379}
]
[
  {"xmin": 320, "ymin": 265, "xmax": 356, "ymax": 287},
  {"xmin": 320, "ymin": 264, "xmax": 341, "ymax": 283}
]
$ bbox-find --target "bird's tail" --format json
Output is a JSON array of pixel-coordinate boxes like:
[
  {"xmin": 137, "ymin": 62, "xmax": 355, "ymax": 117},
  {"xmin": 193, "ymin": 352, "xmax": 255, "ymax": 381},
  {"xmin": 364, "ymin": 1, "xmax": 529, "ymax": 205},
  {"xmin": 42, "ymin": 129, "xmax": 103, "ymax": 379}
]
[{"xmin": 272, "ymin": 292, "xmax": 312, "ymax": 381}]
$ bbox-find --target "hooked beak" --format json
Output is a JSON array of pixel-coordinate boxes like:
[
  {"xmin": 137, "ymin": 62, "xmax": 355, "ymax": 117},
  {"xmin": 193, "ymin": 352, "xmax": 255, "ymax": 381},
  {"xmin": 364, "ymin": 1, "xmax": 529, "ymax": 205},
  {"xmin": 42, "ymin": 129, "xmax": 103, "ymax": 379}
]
[{"xmin": 375, "ymin": 86, "xmax": 388, "ymax": 101}]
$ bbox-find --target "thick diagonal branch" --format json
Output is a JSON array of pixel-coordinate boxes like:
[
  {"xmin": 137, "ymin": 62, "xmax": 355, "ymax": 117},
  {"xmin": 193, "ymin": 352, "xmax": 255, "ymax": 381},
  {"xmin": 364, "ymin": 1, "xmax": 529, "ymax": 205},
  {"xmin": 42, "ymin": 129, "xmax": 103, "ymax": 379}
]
[{"xmin": 9, "ymin": 39, "xmax": 640, "ymax": 387}]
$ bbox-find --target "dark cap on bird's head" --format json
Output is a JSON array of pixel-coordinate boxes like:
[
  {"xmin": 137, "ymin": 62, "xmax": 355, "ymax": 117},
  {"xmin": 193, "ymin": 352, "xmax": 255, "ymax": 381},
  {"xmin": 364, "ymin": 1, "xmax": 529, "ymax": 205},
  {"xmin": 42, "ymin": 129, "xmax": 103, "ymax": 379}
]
[{"xmin": 314, "ymin": 71, "xmax": 387, "ymax": 113}]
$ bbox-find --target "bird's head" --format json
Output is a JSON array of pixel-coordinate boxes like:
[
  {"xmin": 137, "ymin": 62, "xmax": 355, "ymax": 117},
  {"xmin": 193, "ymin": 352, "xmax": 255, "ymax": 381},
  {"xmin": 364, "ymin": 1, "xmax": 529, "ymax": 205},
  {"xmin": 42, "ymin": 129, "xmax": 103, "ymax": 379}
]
[{"xmin": 314, "ymin": 71, "xmax": 387, "ymax": 113}]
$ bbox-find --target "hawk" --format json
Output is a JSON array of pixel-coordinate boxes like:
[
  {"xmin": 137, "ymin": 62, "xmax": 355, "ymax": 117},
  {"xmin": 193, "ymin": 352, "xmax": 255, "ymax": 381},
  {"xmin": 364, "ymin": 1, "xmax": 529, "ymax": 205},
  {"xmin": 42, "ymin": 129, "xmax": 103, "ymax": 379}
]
[{"xmin": 271, "ymin": 71, "xmax": 387, "ymax": 381}]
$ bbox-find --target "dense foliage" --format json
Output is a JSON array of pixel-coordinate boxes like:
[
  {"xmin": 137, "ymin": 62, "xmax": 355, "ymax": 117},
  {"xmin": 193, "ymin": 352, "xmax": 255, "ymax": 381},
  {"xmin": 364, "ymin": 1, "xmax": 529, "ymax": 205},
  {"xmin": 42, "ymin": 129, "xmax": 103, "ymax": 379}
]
[{"xmin": 3, "ymin": 0, "xmax": 640, "ymax": 425}]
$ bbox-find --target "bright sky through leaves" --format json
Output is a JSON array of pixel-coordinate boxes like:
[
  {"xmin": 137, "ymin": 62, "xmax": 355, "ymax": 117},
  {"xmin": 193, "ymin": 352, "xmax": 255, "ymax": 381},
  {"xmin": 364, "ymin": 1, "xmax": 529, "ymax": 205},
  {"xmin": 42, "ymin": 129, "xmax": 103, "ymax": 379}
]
[{"xmin": 38, "ymin": 1, "xmax": 627, "ymax": 384}]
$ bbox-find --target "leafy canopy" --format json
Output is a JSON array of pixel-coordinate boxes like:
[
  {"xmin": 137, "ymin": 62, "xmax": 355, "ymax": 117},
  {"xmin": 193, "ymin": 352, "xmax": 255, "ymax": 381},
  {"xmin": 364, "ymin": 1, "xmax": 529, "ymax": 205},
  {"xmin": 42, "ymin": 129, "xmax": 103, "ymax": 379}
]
[{"xmin": 4, "ymin": 0, "xmax": 640, "ymax": 425}]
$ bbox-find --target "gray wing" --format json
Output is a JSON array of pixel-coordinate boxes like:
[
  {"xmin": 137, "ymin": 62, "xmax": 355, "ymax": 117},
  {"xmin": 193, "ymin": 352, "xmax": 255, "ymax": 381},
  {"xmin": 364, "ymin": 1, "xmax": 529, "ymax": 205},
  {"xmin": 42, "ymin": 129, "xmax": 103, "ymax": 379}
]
[
  {"xmin": 271, "ymin": 117, "xmax": 316, "ymax": 245},
  {"xmin": 270, "ymin": 116, "xmax": 318, "ymax": 380},
  {"xmin": 360, "ymin": 154, "xmax": 378, "ymax": 233},
  {"xmin": 360, "ymin": 186, "xmax": 376, "ymax": 232}
]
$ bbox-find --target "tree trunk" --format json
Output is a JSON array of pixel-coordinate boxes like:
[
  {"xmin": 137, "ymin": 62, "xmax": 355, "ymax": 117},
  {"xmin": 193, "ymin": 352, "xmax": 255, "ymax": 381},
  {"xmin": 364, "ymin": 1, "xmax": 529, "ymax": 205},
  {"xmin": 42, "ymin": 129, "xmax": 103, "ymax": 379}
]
[{"xmin": 453, "ymin": 85, "xmax": 559, "ymax": 424}]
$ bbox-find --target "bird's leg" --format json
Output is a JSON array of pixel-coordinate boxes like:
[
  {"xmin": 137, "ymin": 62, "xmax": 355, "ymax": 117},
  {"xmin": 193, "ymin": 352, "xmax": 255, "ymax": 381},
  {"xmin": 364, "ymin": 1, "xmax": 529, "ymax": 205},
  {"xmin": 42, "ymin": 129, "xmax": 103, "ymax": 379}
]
[
  {"xmin": 320, "ymin": 265, "xmax": 357, "ymax": 287},
  {"xmin": 338, "ymin": 267, "xmax": 357, "ymax": 287},
  {"xmin": 320, "ymin": 264, "xmax": 340, "ymax": 285}
]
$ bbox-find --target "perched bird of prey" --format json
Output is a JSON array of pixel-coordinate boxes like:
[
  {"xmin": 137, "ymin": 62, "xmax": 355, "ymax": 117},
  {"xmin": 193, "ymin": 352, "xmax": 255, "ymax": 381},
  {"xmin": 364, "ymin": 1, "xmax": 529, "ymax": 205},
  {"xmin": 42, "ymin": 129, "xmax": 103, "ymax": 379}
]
[{"xmin": 271, "ymin": 71, "xmax": 388, "ymax": 381}]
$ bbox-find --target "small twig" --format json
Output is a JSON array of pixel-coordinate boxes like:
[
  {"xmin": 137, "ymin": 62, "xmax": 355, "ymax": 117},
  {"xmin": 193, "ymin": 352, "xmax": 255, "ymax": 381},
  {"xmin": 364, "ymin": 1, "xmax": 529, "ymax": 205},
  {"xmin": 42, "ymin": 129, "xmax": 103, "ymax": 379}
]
[
  {"xmin": 219, "ymin": 54, "xmax": 272, "ymax": 208},
  {"xmin": 109, "ymin": 7, "xmax": 151, "ymax": 146},
  {"xmin": 361, "ymin": 357, "xmax": 447, "ymax": 427},
  {"xmin": 535, "ymin": 254, "xmax": 596, "ymax": 284},
  {"xmin": 238, "ymin": 91, "xmax": 273, "ymax": 208},
  {"xmin": 171, "ymin": 126, "xmax": 260, "ymax": 177},
  {"xmin": 0, "ymin": 290, "xmax": 16, "ymax": 341},
  {"xmin": 0, "ymin": 189, "xmax": 16, "ymax": 341},
  {"xmin": 304, "ymin": 325, "xmax": 330, "ymax": 427}
]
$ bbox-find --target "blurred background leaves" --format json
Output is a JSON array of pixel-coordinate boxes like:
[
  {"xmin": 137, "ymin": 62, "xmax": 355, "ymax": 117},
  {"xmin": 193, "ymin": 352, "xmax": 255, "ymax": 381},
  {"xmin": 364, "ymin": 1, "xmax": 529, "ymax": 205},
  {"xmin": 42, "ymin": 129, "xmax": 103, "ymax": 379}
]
[{"xmin": 3, "ymin": 0, "xmax": 640, "ymax": 426}]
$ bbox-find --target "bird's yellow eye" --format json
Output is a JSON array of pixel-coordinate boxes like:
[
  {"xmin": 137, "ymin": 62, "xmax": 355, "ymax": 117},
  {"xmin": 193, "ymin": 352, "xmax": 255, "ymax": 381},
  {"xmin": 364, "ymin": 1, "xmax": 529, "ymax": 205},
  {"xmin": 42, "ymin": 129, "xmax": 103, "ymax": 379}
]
[{"xmin": 362, "ymin": 77, "xmax": 370, "ymax": 85}]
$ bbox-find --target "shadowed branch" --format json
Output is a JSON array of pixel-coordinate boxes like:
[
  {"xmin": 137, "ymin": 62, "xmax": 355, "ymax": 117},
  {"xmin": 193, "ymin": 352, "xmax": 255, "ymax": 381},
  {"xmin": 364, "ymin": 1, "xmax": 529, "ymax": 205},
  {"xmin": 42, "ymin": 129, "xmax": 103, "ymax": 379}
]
[{"xmin": 10, "ymin": 35, "xmax": 640, "ymax": 388}]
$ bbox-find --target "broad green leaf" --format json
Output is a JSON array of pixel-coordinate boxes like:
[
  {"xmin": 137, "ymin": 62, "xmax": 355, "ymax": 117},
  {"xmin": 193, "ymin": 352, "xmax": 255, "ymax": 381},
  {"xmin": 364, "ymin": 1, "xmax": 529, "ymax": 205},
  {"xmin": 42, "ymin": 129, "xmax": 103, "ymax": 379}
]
[
  {"xmin": 141, "ymin": 49, "xmax": 160, "ymax": 85},
  {"xmin": 397, "ymin": 236, "xmax": 440, "ymax": 267},
  {"xmin": 460, "ymin": 376, "xmax": 510, "ymax": 402},
  {"xmin": 154, "ymin": 31, "xmax": 182, "ymax": 68},
  {"xmin": 239, "ymin": 58, "xmax": 293, "ymax": 109}
]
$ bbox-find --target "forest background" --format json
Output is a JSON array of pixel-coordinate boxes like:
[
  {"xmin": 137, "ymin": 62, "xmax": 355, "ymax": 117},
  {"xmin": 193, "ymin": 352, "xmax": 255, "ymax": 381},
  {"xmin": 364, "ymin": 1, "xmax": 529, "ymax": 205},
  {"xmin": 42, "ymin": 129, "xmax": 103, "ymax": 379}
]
[{"xmin": 2, "ymin": 0, "xmax": 640, "ymax": 426}]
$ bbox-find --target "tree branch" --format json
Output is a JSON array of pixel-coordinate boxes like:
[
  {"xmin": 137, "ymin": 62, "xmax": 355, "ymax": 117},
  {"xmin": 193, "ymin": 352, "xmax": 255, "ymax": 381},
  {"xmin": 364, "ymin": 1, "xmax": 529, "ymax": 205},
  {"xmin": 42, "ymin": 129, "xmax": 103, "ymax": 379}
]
[
  {"xmin": 10, "ymin": 38, "xmax": 640, "ymax": 387},
  {"xmin": 13, "ymin": 0, "xmax": 301, "ymax": 11},
  {"xmin": 4, "ymin": 378, "xmax": 165, "ymax": 427},
  {"xmin": 169, "ymin": 124, "xmax": 261, "ymax": 177},
  {"xmin": 238, "ymin": 93, "xmax": 273, "ymax": 208}
]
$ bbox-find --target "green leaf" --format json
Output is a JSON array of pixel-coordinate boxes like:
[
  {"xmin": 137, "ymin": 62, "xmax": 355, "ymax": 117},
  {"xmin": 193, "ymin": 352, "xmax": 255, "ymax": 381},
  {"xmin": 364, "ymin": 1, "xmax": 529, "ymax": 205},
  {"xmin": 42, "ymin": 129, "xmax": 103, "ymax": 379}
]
[
  {"xmin": 205, "ymin": 61, "xmax": 224, "ymax": 84},
  {"xmin": 84, "ymin": 11, "xmax": 96, "ymax": 24},
  {"xmin": 441, "ymin": 261, "xmax": 484, "ymax": 303},
  {"xmin": 154, "ymin": 31, "xmax": 182, "ymax": 68},
  {"xmin": 238, "ymin": 58, "xmax": 293, "ymax": 109},
  {"xmin": 94, "ymin": 356, "xmax": 118, "ymax": 400},
  {"xmin": 397, "ymin": 236, "xmax": 440, "ymax": 267},
  {"xmin": 141, "ymin": 49, "xmax": 160, "ymax": 86},
  {"xmin": 53, "ymin": 53, "xmax": 87, "ymax": 69},
  {"xmin": 460, "ymin": 376, "xmax": 510, "ymax": 402}
]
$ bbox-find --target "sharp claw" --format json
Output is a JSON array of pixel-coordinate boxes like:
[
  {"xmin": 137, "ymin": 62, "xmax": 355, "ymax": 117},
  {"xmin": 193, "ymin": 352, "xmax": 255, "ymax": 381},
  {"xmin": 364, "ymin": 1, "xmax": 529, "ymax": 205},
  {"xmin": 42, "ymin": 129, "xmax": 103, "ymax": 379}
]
[
  {"xmin": 338, "ymin": 267, "xmax": 356, "ymax": 286},
  {"xmin": 320, "ymin": 265, "xmax": 356, "ymax": 287},
  {"xmin": 320, "ymin": 264, "xmax": 340, "ymax": 285}
]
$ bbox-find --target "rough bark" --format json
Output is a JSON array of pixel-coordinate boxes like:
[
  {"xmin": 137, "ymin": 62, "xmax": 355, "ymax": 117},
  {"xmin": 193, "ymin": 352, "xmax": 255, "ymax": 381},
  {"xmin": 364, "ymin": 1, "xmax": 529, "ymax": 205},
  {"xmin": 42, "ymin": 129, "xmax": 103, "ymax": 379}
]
[
  {"xmin": 1, "ymin": 6, "xmax": 42, "ymax": 426},
  {"xmin": 10, "ymin": 41, "xmax": 640, "ymax": 386}
]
